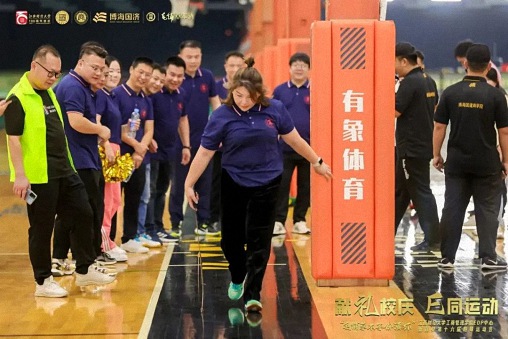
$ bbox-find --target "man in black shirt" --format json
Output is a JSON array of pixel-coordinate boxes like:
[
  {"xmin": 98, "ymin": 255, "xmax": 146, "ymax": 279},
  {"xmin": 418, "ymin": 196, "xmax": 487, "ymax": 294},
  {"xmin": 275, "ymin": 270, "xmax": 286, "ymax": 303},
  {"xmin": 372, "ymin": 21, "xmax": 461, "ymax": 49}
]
[
  {"xmin": 395, "ymin": 42, "xmax": 440, "ymax": 251},
  {"xmin": 434, "ymin": 44, "xmax": 508, "ymax": 270},
  {"xmin": 4, "ymin": 45, "xmax": 115, "ymax": 298}
]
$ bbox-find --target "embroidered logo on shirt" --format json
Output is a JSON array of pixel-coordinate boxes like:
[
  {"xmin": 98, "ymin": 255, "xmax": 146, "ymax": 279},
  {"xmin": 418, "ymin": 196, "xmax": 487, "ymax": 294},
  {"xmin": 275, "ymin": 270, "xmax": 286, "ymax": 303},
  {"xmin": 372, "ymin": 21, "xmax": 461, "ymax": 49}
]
[
  {"xmin": 177, "ymin": 102, "xmax": 183, "ymax": 111},
  {"xmin": 200, "ymin": 84, "xmax": 208, "ymax": 93},
  {"xmin": 304, "ymin": 95, "xmax": 310, "ymax": 105},
  {"xmin": 265, "ymin": 118, "xmax": 275, "ymax": 128},
  {"xmin": 141, "ymin": 109, "xmax": 147, "ymax": 119}
]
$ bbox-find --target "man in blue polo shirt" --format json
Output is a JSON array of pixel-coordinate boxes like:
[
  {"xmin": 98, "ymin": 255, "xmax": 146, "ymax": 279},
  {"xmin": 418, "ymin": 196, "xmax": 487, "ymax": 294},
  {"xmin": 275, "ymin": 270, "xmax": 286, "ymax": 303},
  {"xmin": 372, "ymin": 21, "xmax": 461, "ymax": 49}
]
[
  {"xmin": 273, "ymin": 52, "xmax": 312, "ymax": 236},
  {"xmin": 54, "ymin": 41, "xmax": 113, "ymax": 266},
  {"xmin": 112, "ymin": 57, "xmax": 154, "ymax": 254},
  {"xmin": 145, "ymin": 56, "xmax": 191, "ymax": 243},
  {"xmin": 170, "ymin": 40, "xmax": 221, "ymax": 236}
]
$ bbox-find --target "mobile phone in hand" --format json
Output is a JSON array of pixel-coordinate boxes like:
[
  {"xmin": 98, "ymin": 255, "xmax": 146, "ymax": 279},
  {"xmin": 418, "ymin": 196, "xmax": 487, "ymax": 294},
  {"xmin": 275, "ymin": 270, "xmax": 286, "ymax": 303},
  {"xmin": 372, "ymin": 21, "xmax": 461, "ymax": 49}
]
[{"xmin": 25, "ymin": 189, "xmax": 37, "ymax": 205}]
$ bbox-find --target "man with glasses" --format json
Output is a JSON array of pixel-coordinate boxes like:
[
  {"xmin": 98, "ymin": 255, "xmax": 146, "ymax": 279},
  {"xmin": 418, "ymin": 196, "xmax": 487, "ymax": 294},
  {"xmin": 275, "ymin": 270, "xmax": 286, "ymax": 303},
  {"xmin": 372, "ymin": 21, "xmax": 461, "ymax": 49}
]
[
  {"xmin": 273, "ymin": 53, "xmax": 312, "ymax": 236},
  {"xmin": 4, "ymin": 44, "xmax": 115, "ymax": 297},
  {"xmin": 113, "ymin": 57, "xmax": 155, "ymax": 253},
  {"xmin": 54, "ymin": 41, "xmax": 114, "ymax": 269}
]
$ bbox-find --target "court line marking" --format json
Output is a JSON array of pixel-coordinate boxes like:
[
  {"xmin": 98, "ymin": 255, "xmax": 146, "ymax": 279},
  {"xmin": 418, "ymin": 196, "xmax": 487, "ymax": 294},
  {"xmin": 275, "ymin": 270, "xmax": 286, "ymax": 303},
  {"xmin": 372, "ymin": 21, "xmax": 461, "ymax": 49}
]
[{"xmin": 138, "ymin": 244, "xmax": 175, "ymax": 338}]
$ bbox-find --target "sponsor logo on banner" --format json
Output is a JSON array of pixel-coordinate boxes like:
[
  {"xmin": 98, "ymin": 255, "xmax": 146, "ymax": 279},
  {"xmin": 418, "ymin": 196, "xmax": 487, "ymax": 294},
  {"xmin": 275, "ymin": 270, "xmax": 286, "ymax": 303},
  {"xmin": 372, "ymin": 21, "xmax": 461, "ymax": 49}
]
[
  {"xmin": 93, "ymin": 12, "xmax": 107, "ymax": 23},
  {"xmin": 74, "ymin": 11, "xmax": 88, "ymax": 25},
  {"xmin": 16, "ymin": 11, "xmax": 28, "ymax": 25},
  {"xmin": 55, "ymin": 10, "xmax": 69, "ymax": 25}
]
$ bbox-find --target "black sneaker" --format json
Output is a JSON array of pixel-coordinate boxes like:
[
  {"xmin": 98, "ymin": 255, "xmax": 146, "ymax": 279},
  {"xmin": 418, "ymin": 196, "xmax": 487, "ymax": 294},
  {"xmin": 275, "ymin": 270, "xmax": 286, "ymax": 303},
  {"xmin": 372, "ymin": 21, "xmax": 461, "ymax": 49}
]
[
  {"xmin": 410, "ymin": 241, "xmax": 429, "ymax": 252},
  {"xmin": 96, "ymin": 252, "xmax": 117, "ymax": 266},
  {"xmin": 195, "ymin": 223, "xmax": 209, "ymax": 235},
  {"xmin": 207, "ymin": 222, "xmax": 221, "ymax": 236},
  {"xmin": 437, "ymin": 258, "xmax": 454, "ymax": 269},
  {"xmin": 481, "ymin": 257, "xmax": 507, "ymax": 270},
  {"xmin": 429, "ymin": 242, "xmax": 441, "ymax": 252}
]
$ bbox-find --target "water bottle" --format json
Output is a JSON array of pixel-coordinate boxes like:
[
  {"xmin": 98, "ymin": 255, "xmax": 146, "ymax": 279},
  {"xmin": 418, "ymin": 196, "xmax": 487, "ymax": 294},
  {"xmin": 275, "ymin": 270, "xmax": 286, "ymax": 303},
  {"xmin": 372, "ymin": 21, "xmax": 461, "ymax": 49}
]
[{"xmin": 128, "ymin": 108, "xmax": 140, "ymax": 138}]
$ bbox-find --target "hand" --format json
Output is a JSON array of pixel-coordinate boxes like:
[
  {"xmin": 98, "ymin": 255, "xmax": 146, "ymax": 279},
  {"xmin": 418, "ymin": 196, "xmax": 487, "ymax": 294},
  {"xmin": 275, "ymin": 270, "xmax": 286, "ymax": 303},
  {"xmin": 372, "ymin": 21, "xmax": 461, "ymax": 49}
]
[
  {"xmin": 128, "ymin": 118, "xmax": 141, "ymax": 132},
  {"xmin": 104, "ymin": 143, "xmax": 115, "ymax": 164},
  {"xmin": 313, "ymin": 161, "xmax": 333, "ymax": 181},
  {"xmin": 181, "ymin": 148, "xmax": 191, "ymax": 165},
  {"xmin": 98, "ymin": 125, "xmax": 111, "ymax": 141},
  {"xmin": 0, "ymin": 99, "xmax": 11, "ymax": 117},
  {"xmin": 134, "ymin": 142, "xmax": 148, "ymax": 157},
  {"xmin": 13, "ymin": 175, "xmax": 30, "ymax": 200},
  {"xmin": 149, "ymin": 139, "xmax": 158, "ymax": 153},
  {"xmin": 433, "ymin": 155, "xmax": 444, "ymax": 172},
  {"xmin": 502, "ymin": 161, "xmax": 508, "ymax": 179},
  {"xmin": 132, "ymin": 153, "xmax": 143, "ymax": 169},
  {"xmin": 185, "ymin": 186, "xmax": 199, "ymax": 211}
]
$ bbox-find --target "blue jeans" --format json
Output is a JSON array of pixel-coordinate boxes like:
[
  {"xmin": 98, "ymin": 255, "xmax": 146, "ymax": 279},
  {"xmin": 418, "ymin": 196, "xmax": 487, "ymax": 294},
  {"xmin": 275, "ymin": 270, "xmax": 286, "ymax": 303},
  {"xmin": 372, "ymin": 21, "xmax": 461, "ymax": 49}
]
[{"xmin": 137, "ymin": 163, "xmax": 151, "ymax": 235}]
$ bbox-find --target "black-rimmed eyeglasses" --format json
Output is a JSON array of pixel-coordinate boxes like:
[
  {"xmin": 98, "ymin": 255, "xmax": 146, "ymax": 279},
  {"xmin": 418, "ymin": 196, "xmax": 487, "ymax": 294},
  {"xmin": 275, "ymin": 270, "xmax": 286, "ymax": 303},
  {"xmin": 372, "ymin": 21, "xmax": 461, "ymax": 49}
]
[{"xmin": 35, "ymin": 61, "xmax": 62, "ymax": 78}]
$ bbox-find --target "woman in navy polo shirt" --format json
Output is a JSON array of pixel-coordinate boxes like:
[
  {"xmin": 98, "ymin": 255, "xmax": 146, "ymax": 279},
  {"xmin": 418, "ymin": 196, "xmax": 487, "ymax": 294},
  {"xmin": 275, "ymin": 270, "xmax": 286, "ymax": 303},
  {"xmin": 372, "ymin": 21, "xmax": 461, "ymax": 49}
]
[{"xmin": 184, "ymin": 58, "xmax": 332, "ymax": 315}]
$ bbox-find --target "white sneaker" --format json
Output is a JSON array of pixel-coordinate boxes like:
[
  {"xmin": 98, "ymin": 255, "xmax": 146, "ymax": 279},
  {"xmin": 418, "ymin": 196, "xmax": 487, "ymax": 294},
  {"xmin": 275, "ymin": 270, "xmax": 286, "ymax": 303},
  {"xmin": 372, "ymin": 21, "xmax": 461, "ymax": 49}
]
[
  {"xmin": 293, "ymin": 221, "xmax": 311, "ymax": 234},
  {"xmin": 35, "ymin": 276, "xmax": 68, "ymax": 298},
  {"xmin": 273, "ymin": 221, "xmax": 286, "ymax": 235},
  {"xmin": 75, "ymin": 264, "xmax": 116, "ymax": 286},
  {"xmin": 138, "ymin": 233, "xmax": 161, "ymax": 248},
  {"xmin": 121, "ymin": 239, "xmax": 149, "ymax": 253},
  {"xmin": 110, "ymin": 246, "xmax": 127, "ymax": 255},
  {"xmin": 106, "ymin": 248, "xmax": 128, "ymax": 262}
]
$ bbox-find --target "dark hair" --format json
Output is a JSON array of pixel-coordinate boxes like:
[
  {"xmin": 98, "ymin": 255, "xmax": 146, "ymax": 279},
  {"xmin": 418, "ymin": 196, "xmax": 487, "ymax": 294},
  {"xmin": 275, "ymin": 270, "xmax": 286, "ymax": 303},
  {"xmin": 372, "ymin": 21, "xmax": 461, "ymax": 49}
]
[
  {"xmin": 486, "ymin": 68, "xmax": 499, "ymax": 87},
  {"xmin": 105, "ymin": 55, "xmax": 120, "ymax": 68},
  {"xmin": 224, "ymin": 51, "xmax": 244, "ymax": 63},
  {"xmin": 179, "ymin": 40, "xmax": 202, "ymax": 52},
  {"xmin": 454, "ymin": 39, "xmax": 474, "ymax": 58},
  {"xmin": 131, "ymin": 56, "xmax": 154, "ymax": 69},
  {"xmin": 223, "ymin": 57, "xmax": 270, "ymax": 107},
  {"xmin": 165, "ymin": 56, "xmax": 186, "ymax": 70},
  {"xmin": 79, "ymin": 41, "xmax": 108, "ymax": 59},
  {"xmin": 415, "ymin": 50, "xmax": 424, "ymax": 62},
  {"xmin": 289, "ymin": 52, "xmax": 310, "ymax": 67},
  {"xmin": 32, "ymin": 44, "xmax": 60, "ymax": 61},
  {"xmin": 152, "ymin": 62, "xmax": 166, "ymax": 75},
  {"xmin": 466, "ymin": 43, "xmax": 490, "ymax": 72},
  {"xmin": 395, "ymin": 42, "xmax": 418, "ymax": 65}
]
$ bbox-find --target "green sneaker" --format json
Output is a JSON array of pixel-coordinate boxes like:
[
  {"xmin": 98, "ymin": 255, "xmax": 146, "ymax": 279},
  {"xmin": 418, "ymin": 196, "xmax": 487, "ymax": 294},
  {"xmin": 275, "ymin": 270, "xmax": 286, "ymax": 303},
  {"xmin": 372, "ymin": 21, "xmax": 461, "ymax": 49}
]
[
  {"xmin": 228, "ymin": 308, "xmax": 244, "ymax": 326},
  {"xmin": 245, "ymin": 299, "xmax": 263, "ymax": 313},
  {"xmin": 228, "ymin": 281, "xmax": 244, "ymax": 300}
]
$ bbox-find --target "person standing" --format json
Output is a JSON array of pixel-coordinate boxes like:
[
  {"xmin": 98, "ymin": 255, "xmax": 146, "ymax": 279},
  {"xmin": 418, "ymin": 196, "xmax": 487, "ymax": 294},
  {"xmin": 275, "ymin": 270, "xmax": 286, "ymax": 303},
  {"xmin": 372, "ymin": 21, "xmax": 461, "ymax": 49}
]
[
  {"xmin": 184, "ymin": 58, "xmax": 332, "ymax": 315},
  {"xmin": 394, "ymin": 42, "xmax": 440, "ymax": 251},
  {"xmin": 210, "ymin": 51, "xmax": 245, "ymax": 231},
  {"xmin": 4, "ymin": 44, "xmax": 115, "ymax": 297},
  {"xmin": 113, "ymin": 57, "xmax": 154, "ymax": 254},
  {"xmin": 273, "ymin": 52, "xmax": 312, "ymax": 235},
  {"xmin": 54, "ymin": 41, "xmax": 115, "ymax": 265},
  {"xmin": 145, "ymin": 56, "xmax": 191, "ymax": 243},
  {"xmin": 170, "ymin": 40, "xmax": 221, "ymax": 236},
  {"xmin": 434, "ymin": 44, "xmax": 508, "ymax": 270}
]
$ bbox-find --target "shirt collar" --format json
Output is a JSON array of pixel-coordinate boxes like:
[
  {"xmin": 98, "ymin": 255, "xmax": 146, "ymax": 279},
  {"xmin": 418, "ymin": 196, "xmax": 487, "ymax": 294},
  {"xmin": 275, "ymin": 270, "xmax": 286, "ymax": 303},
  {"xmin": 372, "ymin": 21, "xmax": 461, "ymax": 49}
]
[
  {"xmin": 288, "ymin": 79, "xmax": 310, "ymax": 89},
  {"xmin": 69, "ymin": 69, "xmax": 91, "ymax": 89},
  {"xmin": 162, "ymin": 86, "xmax": 181, "ymax": 94},
  {"xmin": 184, "ymin": 68, "xmax": 203, "ymax": 80},
  {"xmin": 232, "ymin": 103, "xmax": 263, "ymax": 116},
  {"xmin": 121, "ymin": 83, "xmax": 146, "ymax": 98},
  {"xmin": 463, "ymin": 75, "xmax": 487, "ymax": 83}
]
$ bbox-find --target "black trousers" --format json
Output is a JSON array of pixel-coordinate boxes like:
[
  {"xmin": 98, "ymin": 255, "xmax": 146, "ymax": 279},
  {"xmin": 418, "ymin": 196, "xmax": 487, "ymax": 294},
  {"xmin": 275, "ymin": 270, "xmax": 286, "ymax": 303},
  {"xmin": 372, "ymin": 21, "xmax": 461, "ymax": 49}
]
[
  {"xmin": 145, "ymin": 158, "xmax": 174, "ymax": 232},
  {"xmin": 395, "ymin": 155, "xmax": 440, "ymax": 244},
  {"xmin": 170, "ymin": 149, "xmax": 212, "ymax": 226},
  {"xmin": 220, "ymin": 169, "xmax": 281, "ymax": 303},
  {"xmin": 122, "ymin": 163, "xmax": 146, "ymax": 243},
  {"xmin": 53, "ymin": 169, "xmax": 104, "ymax": 259},
  {"xmin": 275, "ymin": 152, "xmax": 310, "ymax": 224},
  {"xmin": 441, "ymin": 172, "xmax": 501, "ymax": 260},
  {"xmin": 28, "ymin": 174, "xmax": 95, "ymax": 284},
  {"xmin": 209, "ymin": 151, "xmax": 222, "ymax": 224}
]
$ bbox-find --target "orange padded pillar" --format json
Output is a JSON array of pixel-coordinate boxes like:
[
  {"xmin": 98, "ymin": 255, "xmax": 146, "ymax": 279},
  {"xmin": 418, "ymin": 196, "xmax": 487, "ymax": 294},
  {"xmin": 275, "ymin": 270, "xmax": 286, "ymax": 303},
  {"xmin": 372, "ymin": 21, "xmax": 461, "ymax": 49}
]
[
  {"xmin": 310, "ymin": 20, "xmax": 333, "ymax": 279},
  {"xmin": 374, "ymin": 20, "xmax": 395, "ymax": 279},
  {"xmin": 326, "ymin": 0, "xmax": 381, "ymax": 20},
  {"xmin": 311, "ymin": 18, "xmax": 395, "ymax": 284}
]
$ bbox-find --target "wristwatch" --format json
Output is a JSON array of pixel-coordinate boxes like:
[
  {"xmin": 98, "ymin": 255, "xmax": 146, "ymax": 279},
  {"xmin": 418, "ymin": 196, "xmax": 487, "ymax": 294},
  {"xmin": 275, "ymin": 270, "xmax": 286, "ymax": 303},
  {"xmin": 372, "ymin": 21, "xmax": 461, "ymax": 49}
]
[{"xmin": 312, "ymin": 157, "xmax": 323, "ymax": 167}]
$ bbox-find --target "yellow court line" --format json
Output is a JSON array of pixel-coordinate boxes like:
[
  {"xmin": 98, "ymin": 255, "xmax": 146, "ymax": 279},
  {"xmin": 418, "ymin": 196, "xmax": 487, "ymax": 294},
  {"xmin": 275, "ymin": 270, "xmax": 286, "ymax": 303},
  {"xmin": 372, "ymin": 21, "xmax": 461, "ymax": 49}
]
[{"xmin": 138, "ymin": 244, "xmax": 175, "ymax": 338}]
